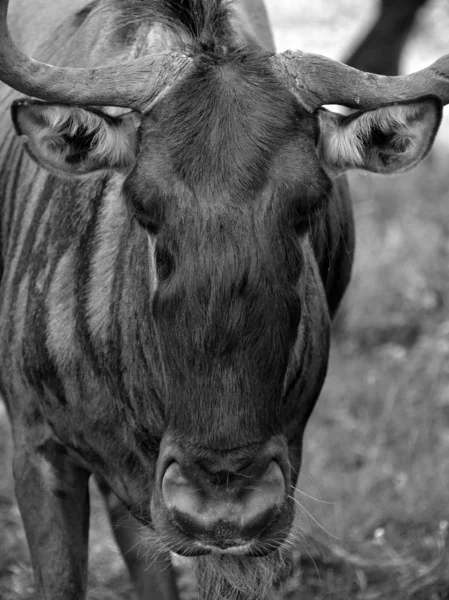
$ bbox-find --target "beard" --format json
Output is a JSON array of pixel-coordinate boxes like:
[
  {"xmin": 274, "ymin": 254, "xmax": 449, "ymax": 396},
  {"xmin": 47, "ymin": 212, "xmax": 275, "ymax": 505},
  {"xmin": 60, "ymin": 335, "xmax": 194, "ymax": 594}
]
[{"xmin": 193, "ymin": 550, "xmax": 286, "ymax": 600}]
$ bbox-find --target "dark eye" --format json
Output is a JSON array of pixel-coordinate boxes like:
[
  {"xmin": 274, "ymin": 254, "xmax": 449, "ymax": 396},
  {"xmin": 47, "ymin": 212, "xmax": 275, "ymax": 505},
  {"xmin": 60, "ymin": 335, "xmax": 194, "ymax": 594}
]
[
  {"xmin": 294, "ymin": 208, "xmax": 323, "ymax": 234},
  {"xmin": 284, "ymin": 175, "xmax": 331, "ymax": 235},
  {"xmin": 131, "ymin": 198, "xmax": 165, "ymax": 235},
  {"xmin": 155, "ymin": 245, "xmax": 174, "ymax": 281},
  {"xmin": 286, "ymin": 198, "xmax": 324, "ymax": 235},
  {"xmin": 123, "ymin": 176, "xmax": 166, "ymax": 234}
]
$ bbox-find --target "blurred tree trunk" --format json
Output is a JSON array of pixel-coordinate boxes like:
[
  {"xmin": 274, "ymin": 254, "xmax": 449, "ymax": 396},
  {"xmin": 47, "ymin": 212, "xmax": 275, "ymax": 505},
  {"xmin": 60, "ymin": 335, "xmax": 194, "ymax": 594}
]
[{"xmin": 345, "ymin": 0, "xmax": 429, "ymax": 75}]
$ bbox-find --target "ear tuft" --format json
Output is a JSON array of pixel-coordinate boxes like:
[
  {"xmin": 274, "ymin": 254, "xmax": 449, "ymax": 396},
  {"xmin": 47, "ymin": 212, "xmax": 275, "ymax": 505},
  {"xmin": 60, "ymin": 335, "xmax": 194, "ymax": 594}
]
[
  {"xmin": 318, "ymin": 97, "xmax": 442, "ymax": 175},
  {"xmin": 11, "ymin": 101, "xmax": 139, "ymax": 176}
]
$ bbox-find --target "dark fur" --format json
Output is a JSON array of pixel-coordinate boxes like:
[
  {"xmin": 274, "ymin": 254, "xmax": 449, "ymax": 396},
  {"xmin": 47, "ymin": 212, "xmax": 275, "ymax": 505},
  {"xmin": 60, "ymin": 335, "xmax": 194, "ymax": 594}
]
[
  {"xmin": 0, "ymin": 0, "xmax": 355, "ymax": 599},
  {"xmin": 123, "ymin": 45, "xmax": 318, "ymax": 447},
  {"xmin": 163, "ymin": 51, "xmax": 298, "ymax": 194}
]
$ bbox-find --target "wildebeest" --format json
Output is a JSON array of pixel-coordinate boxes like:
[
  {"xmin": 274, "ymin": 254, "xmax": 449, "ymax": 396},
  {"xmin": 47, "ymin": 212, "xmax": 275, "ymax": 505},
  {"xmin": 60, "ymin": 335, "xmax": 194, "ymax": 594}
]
[{"xmin": 0, "ymin": 0, "xmax": 448, "ymax": 599}]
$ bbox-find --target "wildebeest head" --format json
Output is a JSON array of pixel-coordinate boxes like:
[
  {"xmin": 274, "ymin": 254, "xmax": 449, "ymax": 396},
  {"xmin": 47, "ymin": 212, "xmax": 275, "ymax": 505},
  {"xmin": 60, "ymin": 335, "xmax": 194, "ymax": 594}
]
[{"xmin": 0, "ymin": 0, "xmax": 445, "ymax": 582}]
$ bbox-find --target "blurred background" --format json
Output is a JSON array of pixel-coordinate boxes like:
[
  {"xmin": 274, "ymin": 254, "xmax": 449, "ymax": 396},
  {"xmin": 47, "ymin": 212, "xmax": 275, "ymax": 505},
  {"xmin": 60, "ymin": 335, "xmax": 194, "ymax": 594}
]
[
  {"xmin": 1, "ymin": 1, "xmax": 449, "ymax": 599},
  {"xmin": 268, "ymin": 0, "xmax": 446, "ymax": 66}
]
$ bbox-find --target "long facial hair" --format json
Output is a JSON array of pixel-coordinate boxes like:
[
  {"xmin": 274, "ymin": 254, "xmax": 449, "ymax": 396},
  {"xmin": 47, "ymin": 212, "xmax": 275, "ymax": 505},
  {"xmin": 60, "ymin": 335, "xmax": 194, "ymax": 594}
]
[{"xmin": 194, "ymin": 550, "xmax": 286, "ymax": 600}]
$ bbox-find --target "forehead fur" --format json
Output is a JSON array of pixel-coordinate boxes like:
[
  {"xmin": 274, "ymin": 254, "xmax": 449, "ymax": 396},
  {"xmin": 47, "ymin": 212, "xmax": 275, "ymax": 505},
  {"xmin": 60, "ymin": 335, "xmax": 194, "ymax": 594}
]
[
  {"xmin": 156, "ymin": 51, "xmax": 301, "ymax": 198},
  {"xmin": 104, "ymin": 0, "xmax": 302, "ymax": 197}
]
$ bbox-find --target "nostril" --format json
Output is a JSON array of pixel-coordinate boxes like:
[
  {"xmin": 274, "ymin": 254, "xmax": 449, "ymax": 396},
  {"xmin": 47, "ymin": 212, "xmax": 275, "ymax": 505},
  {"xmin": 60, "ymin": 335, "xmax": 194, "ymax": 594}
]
[
  {"xmin": 260, "ymin": 460, "xmax": 285, "ymax": 488},
  {"xmin": 243, "ymin": 460, "xmax": 285, "ymax": 520},
  {"xmin": 162, "ymin": 458, "xmax": 286, "ymax": 544},
  {"xmin": 163, "ymin": 461, "xmax": 189, "ymax": 487},
  {"xmin": 162, "ymin": 461, "xmax": 203, "ymax": 518}
]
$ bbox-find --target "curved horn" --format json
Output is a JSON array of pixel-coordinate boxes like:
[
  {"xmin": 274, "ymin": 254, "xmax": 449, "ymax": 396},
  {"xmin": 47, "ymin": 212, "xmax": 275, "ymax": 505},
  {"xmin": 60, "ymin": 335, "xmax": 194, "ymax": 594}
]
[
  {"xmin": 270, "ymin": 50, "xmax": 449, "ymax": 112},
  {"xmin": 0, "ymin": 0, "xmax": 193, "ymax": 112}
]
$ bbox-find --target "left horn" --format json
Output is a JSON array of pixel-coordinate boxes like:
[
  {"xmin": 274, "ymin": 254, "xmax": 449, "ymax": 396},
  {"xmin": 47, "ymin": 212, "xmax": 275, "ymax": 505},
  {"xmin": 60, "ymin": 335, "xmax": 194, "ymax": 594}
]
[
  {"xmin": 270, "ymin": 50, "xmax": 449, "ymax": 112},
  {"xmin": 0, "ymin": 0, "xmax": 193, "ymax": 112}
]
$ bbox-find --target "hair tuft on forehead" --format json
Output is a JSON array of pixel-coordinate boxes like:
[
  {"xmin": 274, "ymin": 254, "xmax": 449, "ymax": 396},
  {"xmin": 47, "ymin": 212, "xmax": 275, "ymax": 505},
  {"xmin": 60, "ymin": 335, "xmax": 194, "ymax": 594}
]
[{"xmin": 111, "ymin": 0, "xmax": 234, "ymax": 46}]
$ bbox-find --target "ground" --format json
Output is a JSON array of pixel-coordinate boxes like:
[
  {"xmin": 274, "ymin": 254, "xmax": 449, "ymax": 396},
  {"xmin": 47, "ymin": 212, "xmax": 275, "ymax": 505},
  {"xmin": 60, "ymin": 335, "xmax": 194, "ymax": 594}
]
[{"xmin": 2, "ymin": 1, "xmax": 449, "ymax": 599}]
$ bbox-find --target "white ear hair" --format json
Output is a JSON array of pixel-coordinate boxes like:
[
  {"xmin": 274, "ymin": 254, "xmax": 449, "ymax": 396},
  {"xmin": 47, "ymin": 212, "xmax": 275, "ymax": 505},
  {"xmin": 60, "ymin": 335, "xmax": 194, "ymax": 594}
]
[
  {"xmin": 13, "ymin": 101, "xmax": 139, "ymax": 177},
  {"xmin": 318, "ymin": 99, "xmax": 441, "ymax": 175},
  {"xmin": 323, "ymin": 106, "xmax": 410, "ymax": 168}
]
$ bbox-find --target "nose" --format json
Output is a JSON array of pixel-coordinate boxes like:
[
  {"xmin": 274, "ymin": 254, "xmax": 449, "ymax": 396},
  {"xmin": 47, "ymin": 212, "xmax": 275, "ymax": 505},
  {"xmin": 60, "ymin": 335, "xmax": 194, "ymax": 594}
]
[{"xmin": 161, "ymin": 443, "xmax": 287, "ymax": 550}]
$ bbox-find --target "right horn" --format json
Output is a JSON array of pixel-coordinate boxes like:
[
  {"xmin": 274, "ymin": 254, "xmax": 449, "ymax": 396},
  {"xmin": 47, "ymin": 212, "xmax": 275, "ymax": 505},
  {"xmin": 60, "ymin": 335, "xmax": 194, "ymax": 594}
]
[
  {"xmin": 270, "ymin": 50, "xmax": 449, "ymax": 112},
  {"xmin": 0, "ymin": 0, "xmax": 193, "ymax": 112}
]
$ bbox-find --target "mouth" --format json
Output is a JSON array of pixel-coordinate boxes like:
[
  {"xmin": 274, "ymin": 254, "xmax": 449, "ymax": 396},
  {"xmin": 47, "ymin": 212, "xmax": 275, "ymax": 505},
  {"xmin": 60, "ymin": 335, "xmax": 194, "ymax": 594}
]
[
  {"xmin": 172, "ymin": 541, "xmax": 252, "ymax": 557},
  {"xmin": 189, "ymin": 541, "xmax": 255, "ymax": 556},
  {"xmin": 209, "ymin": 543, "xmax": 253, "ymax": 556},
  {"xmin": 172, "ymin": 535, "xmax": 283, "ymax": 558}
]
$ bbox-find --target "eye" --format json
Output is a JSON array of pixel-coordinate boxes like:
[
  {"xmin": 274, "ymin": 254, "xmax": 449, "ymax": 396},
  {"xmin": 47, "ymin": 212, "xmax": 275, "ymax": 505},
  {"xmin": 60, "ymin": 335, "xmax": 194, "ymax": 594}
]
[
  {"xmin": 131, "ymin": 197, "xmax": 165, "ymax": 235},
  {"xmin": 123, "ymin": 176, "xmax": 166, "ymax": 234},
  {"xmin": 287, "ymin": 197, "xmax": 325, "ymax": 235},
  {"xmin": 294, "ymin": 207, "xmax": 323, "ymax": 235},
  {"xmin": 283, "ymin": 173, "xmax": 332, "ymax": 235},
  {"xmin": 155, "ymin": 245, "xmax": 174, "ymax": 281}
]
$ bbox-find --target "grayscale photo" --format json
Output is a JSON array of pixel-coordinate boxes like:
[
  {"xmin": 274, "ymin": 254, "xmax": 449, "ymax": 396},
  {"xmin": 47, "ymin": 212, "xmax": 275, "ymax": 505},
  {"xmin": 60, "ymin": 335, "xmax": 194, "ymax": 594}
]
[{"xmin": 0, "ymin": 0, "xmax": 448, "ymax": 598}]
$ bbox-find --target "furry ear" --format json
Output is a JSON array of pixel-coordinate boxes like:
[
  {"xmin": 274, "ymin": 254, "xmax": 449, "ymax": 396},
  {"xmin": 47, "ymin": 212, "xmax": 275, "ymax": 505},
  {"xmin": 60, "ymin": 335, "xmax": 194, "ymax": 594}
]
[
  {"xmin": 317, "ymin": 97, "xmax": 442, "ymax": 174},
  {"xmin": 11, "ymin": 100, "xmax": 139, "ymax": 176}
]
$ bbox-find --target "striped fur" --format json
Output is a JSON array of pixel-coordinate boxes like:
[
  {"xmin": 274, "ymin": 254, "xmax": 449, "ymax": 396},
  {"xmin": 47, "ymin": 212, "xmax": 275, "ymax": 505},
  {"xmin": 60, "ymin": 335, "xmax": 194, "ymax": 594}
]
[{"xmin": 0, "ymin": 1, "xmax": 354, "ymax": 598}]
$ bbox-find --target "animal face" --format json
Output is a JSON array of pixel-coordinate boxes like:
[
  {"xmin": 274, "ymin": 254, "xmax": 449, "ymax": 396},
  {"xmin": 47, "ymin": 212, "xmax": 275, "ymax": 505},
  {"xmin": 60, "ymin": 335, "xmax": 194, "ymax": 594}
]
[
  {"xmin": 118, "ymin": 54, "xmax": 333, "ymax": 555},
  {"xmin": 123, "ymin": 53, "xmax": 330, "ymax": 445}
]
